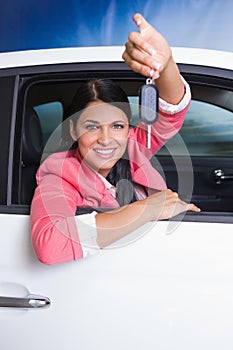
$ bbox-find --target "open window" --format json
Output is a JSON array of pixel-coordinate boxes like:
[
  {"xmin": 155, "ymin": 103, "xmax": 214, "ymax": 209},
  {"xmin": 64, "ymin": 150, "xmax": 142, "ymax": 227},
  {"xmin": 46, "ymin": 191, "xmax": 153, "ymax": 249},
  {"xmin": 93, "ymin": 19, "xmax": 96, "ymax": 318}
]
[{"xmin": 10, "ymin": 64, "xmax": 233, "ymax": 216}]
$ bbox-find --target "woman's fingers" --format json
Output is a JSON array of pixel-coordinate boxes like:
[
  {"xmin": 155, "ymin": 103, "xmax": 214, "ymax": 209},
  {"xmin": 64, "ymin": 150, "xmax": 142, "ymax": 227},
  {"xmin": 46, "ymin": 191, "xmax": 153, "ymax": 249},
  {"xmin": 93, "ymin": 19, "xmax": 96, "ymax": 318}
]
[
  {"xmin": 133, "ymin": 13, "xmax": 152, "ymax": 37},
  {"xmin": 125, "ymin": 39, "xmax": 161, "ymax": 70},
  {"xmin": 165, "ymin": 190, "xmax": 201, "ymax": 213},
  {"xmin": 148, "ymin": 189, "xmax": 201, "ymax": 221},
  {"xmin": 123, "ymin": 37, "xmax": 162, "ymax": 79},
  {"xmin": 187, "ymin": 203, "xmax": 201, "ymax": 212},
  {"xmin": 122, "ymin": 47, "xmax": 160, "ymax": 78},
  {"xmin": 128, "ymin": 31, "xmax": 156, "ymax": 57},
  {"xmin": 122, "ymin": 13, "xmax": 172, "ymax": 78}
]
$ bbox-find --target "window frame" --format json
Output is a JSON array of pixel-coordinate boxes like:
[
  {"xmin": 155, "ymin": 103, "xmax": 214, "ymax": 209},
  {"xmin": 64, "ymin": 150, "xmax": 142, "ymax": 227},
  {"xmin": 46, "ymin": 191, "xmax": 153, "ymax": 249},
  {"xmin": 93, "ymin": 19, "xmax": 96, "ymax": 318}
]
[
  {"xmin": 0, "ymin": 61, "xmax": 232, "ymax": 223},
  {"xmin": 0, "ymin": 75, "xmax": 20, "ymax": 206}
]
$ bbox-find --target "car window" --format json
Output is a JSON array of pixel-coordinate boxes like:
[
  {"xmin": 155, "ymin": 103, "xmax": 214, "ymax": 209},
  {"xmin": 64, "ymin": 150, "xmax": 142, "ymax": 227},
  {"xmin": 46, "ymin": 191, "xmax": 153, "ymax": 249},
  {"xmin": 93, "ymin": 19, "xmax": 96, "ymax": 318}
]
[
  {"xmin": 33, "ymin": 101, "xmax": 63, "ymax": 159},
  {"xmin": 128, "ymin": 96, "xmax": 140, "ymax": 126},
  {"xmin": 157, "ymin": 99, "xmax": 233, "ymax": 157},
  {"xmin": 34, "ymin": 101, "xmax": 63, "ymax": 145},
  {"xmin": 129, "ymin": 87, "xmax": 233, "ymax": 157},
  {"xmin": 14, "ymin": 74, "xmax": 233, "ymax": 207}
]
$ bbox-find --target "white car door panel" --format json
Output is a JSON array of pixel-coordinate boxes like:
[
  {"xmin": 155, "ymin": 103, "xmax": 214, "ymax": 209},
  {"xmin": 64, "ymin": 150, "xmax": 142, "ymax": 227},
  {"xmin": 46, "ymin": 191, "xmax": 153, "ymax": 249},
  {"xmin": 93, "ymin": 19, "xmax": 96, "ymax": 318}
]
[{"xmin": 1, "ymin": 214, "xmax": 233, "ymax": 350}]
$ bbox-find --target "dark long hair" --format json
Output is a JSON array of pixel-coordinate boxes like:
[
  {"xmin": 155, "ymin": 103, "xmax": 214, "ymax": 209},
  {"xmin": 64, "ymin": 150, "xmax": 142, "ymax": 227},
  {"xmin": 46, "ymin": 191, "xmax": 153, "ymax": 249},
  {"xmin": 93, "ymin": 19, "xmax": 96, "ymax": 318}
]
[{"xmin": 66, "ymin": 79, "xmax": 137, "ymax": 206}]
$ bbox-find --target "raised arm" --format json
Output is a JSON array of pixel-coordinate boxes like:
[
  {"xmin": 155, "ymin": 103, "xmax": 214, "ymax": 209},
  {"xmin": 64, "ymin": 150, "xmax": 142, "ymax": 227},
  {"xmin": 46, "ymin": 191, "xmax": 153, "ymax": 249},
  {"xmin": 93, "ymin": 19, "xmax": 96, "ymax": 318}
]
[{"xmin": 122, "ymin": 13, "xmax": 185, "ymax": 104}]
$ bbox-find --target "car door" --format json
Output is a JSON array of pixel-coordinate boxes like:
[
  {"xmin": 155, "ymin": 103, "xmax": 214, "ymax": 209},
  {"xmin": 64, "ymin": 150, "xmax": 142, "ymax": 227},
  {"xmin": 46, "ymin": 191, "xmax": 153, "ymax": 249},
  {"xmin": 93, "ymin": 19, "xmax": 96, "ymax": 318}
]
[{"xmin": 1, "ymin": 54, "xmax": 233, "ymax": 350}]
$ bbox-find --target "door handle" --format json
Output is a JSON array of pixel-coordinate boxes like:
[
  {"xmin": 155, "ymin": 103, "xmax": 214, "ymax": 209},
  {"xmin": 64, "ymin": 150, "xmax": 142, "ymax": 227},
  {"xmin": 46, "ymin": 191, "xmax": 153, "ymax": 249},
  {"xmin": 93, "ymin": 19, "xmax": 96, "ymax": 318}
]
[
  {"xmin": 0, "ymin": 294, "xmax": 51, "ymax": 309},
  {"xmin": 213, "ymin": 169, "xmax": 233, "ymax": 184}
]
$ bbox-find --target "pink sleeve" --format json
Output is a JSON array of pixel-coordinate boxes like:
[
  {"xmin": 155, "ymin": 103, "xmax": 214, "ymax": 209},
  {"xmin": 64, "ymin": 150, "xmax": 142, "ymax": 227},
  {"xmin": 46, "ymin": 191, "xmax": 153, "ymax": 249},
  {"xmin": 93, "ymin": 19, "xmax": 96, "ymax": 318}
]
[
  {"xmin": 30, "ymin": 160, "xmax": 84, "ymax": 265},
  {"xmin": 133, "ymin": 98, "xmax": 190, "ymax": 155},
  {"xmin": 150, "ymin": 102, "xmax": 190, "ymax": 151}
]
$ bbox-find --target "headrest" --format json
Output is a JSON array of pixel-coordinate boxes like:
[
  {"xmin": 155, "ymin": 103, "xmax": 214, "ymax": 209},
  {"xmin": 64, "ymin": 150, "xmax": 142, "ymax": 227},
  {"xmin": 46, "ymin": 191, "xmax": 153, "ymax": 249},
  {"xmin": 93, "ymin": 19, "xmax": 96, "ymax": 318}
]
[{"xmin": 22, "ymin": 107, "xmax": 44, "ymax": 165}]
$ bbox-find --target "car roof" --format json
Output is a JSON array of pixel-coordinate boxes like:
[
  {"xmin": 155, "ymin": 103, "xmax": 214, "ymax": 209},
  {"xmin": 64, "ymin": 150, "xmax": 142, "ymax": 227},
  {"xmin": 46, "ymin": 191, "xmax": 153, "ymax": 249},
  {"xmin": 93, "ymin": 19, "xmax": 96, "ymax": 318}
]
[{"xmin": 0, "ymin": 46, "xmax": 232, "ymax": 71}]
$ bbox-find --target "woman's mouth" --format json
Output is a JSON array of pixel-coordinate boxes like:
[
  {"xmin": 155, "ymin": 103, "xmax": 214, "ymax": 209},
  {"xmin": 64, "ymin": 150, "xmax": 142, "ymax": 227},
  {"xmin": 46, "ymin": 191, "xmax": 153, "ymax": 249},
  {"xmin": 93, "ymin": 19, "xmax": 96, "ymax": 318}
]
[{"xmin": 93, "ymin": 148, "xmax": 116, "ymax": 158}]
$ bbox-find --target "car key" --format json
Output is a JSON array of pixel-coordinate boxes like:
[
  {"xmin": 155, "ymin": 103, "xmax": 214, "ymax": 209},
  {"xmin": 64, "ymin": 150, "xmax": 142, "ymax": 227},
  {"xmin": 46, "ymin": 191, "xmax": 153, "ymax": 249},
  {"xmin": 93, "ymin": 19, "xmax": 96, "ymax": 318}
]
[{"xmin": 139, "ymin": 77, "xmax": 158, "ymax": 149}]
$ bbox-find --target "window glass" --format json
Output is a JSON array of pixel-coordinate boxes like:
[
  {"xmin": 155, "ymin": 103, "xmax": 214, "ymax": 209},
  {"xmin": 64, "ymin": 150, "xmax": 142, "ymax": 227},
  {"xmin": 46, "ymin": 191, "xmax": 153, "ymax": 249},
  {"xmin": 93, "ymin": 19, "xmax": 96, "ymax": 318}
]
[
  {"xmin": 128, "ymin": 96, "xmax": 233, "ymax": 157},
  {"xmin": 34, "ymin": 101, "xmax": 63, "ymax": 145},
  {"xmin": 128, "ymin": 96, "xmax": 140, "ymax": 126},
  {"xmin": 158, "ymin": 100, "xmax": 233, "ymax": 157}
]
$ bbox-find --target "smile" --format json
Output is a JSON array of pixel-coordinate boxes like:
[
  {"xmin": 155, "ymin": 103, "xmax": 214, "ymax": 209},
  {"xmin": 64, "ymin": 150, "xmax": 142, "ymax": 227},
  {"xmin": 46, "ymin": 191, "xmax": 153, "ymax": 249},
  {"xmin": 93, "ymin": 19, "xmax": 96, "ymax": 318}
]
[
  {"xmin": 94, "ymin": 148, "xmax": 115, "ymax": 155},
  {"xmin": 93, "ymin": 148, "xmax": 116, "ymax": 157}
]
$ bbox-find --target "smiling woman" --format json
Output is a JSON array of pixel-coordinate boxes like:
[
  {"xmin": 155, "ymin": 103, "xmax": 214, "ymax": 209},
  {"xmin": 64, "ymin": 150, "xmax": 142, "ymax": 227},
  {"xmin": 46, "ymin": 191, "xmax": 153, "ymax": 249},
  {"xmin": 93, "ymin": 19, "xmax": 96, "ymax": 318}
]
[
  {"xmin": 29, "ymin": 14, "xmax": 201, "ymax": 265},
  {"xmin": 30, "ymin": 76, "xmax": 198, "ymax": 264}
]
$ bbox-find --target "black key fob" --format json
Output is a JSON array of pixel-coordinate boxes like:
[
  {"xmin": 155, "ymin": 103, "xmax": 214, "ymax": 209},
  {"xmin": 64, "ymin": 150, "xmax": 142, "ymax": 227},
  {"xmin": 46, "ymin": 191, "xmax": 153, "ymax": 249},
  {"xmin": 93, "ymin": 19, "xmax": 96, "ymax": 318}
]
[{"xmin": 139, "ymin": 82, "xmax": 158, "ymax": 125}]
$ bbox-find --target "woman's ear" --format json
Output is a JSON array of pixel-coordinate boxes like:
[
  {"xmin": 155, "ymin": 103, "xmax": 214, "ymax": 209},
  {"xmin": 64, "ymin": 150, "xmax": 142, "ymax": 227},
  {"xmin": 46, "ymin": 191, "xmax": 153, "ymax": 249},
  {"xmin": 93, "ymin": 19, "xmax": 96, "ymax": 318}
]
[{"xmin": 69, "ymin": 120, "xmax": 77, "ymax": 141}]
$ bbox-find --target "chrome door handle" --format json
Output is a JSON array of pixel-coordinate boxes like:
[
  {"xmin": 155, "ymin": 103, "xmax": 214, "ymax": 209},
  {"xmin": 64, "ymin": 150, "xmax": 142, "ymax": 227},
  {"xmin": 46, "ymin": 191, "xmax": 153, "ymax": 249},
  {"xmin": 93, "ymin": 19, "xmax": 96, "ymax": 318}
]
[
  {"xmin": 213, "ymin": 169, "xmax": 233, "ymax": 184},
  {"xmin": 0, "ymin": 295, "xmax": 51, "ymax": 309}
]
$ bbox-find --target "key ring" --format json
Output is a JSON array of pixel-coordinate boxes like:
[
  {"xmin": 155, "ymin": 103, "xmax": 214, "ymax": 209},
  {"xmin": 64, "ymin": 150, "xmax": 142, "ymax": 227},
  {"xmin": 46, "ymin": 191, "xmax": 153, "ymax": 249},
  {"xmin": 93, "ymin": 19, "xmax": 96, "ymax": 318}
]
[
  {"xmin": 146, "ymin": 77, "xmax": 153, "ymax": 85},
  {"xmin": 146, "ymin": 69, "xmax": 155, "ymax": 85}
]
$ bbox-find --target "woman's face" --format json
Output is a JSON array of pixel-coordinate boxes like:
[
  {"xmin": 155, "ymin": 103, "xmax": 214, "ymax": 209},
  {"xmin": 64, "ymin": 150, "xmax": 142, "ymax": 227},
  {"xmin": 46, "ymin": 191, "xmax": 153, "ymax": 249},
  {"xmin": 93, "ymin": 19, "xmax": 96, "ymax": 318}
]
[{"xmin": 70, "ymin": 101, "xmax": 130, "ymax": 177}]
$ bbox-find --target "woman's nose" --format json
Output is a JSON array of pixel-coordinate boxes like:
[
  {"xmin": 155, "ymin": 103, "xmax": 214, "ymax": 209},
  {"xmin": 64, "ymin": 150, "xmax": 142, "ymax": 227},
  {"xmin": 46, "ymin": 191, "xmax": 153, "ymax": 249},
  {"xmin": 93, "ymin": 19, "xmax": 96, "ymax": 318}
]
[{"xmin": 98, "ymin": 127, "xmax": 112, "ymax": 145}]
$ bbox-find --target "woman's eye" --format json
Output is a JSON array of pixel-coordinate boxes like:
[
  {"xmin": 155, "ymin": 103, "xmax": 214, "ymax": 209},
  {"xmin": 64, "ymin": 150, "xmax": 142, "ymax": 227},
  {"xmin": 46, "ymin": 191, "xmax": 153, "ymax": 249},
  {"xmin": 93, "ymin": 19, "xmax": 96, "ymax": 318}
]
[
  {"xmin": 86, "ymin": 124, "xmax": 98, "ymax": 130},
  {"xmin": 113, "ymin": 124, "xmax": 124, "ymax": 129}
]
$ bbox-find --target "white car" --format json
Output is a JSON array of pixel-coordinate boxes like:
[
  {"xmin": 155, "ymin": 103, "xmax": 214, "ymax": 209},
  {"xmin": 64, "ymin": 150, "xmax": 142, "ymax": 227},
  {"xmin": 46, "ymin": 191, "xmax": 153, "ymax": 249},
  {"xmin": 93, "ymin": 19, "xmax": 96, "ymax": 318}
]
[{"xmin": 0, "ymin": 47, "xmax": 233, "ymax": 350}]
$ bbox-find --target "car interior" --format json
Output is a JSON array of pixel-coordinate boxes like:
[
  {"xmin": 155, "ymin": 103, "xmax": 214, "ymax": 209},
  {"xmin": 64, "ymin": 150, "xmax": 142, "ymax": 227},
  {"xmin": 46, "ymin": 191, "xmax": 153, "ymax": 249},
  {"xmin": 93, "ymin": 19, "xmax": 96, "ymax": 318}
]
[{"xmin": 12, "ymin": 65, "xmax": 233, "ymax": 216}]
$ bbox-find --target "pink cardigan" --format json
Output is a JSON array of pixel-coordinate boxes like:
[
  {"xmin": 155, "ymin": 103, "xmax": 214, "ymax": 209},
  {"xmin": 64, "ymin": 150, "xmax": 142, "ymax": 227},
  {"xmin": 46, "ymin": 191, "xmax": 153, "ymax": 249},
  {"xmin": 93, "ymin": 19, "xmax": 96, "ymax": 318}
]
[{"xmin": 30, "ymin": 104, "xmax": 189, "ymax": 264}]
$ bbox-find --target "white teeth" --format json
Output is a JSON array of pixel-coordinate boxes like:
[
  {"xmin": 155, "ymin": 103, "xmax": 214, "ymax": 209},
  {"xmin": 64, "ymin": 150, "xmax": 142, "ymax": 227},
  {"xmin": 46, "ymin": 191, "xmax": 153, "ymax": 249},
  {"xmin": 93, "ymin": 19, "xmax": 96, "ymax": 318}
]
[{"xmin": 95, "ymin": 149, "xmax": 114, "ymax": 155}]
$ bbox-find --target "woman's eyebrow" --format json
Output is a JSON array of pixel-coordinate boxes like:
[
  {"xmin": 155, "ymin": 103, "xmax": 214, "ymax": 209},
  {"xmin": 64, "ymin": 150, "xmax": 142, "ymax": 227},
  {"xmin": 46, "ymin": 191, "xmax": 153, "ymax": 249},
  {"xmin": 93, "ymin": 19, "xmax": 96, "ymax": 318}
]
[
  {"xmin": 83, "ymin": 119, "xmax": 128, "ymax": 125},
  {"xmin": 83, "ymin": 119, "xmax": 100, "ymax": 124}
]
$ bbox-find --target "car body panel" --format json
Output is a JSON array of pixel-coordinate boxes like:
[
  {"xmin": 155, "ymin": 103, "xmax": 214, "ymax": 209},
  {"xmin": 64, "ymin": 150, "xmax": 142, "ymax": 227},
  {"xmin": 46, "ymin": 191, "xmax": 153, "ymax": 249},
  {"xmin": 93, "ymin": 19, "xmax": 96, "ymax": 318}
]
[
  {"xmin": 0, "ymin": 46, "xmax": 232, "ymax": 70},
  {"xmin": 1, "ymin": 214, "xmax": 233, "ymax": 349}
]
